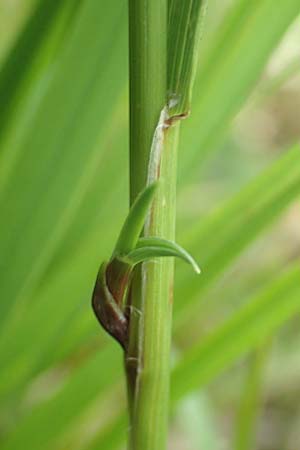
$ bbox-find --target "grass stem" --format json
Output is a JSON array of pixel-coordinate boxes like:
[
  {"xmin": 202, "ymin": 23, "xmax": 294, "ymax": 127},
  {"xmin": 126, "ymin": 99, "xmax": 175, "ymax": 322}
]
[{"xmin": 126, "ymin": 1, "xmax": 177, "ymax": 448}]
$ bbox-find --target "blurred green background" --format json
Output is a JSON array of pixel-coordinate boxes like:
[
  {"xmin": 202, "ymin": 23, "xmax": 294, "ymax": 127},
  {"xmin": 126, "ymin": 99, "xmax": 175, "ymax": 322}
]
[{"xmin": 0, "ymin": 1, "xmax": 299, "ymax": 449}]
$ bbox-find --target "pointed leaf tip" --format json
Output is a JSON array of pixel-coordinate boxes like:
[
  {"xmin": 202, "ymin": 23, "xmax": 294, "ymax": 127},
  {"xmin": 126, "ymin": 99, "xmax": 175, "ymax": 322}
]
[{"xmin": 126, "ymin": 237, "xmax": 201, "ymax": 273}]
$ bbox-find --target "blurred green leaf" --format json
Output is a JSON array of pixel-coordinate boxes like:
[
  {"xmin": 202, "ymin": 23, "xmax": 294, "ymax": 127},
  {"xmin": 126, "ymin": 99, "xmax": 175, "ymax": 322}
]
[
  {"xmin": 233, "ymin": 348, "xmax": 267, "ymax": 450},
  {"xmin": 0, "ymin": 346, "xmax": 123, "ymax": 450},
  {"xmin": 174, "ymin": 144, "xmax": 300, "ymax": 329},
  {"xmin": 0, "ymin": 0, "xmax": 80, "ymax": 145},
  {"xmin": 84, "ymin": 413, "xmax": 127, "ymax": 450},
  {"xmin": 171, "ymin": 264, "xmax": 300, "ymax": 403},
  {"xmin": 0, "ymin": 0, "xmax": 127, "ymax": 329},
  {"xmin": 180, "ymin": 0, "xmax": 300, "ymax": 174}
]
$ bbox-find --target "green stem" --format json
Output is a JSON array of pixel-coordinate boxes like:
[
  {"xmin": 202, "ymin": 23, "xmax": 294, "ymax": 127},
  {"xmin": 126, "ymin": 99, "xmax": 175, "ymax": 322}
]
[
  {"xmin": 129, "ymin": 126, "xmax": 180, "ymax": 450},
  {"xmin": 126, "ymin": 0, "xmax": 206, "ymax": 446},
  {"xmin": 127, "ymin": 0, "xmax": 178, "ymax": 449},
  {"xmin": 128, "ymin": 0, "xmax": 167, "ymax": 198}
]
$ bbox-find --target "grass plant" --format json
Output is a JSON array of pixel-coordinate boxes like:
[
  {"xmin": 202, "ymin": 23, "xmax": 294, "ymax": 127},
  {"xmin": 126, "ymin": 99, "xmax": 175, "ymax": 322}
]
[{"xmin": 0, "ymin": 1, "xmax": 299, "ymax": 450}]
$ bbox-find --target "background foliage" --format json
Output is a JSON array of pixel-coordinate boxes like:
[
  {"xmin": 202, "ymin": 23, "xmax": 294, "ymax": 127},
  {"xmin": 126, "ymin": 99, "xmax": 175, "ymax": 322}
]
[{"xmin": 0, "ymin": 1, "xmax": 299, "ymax": 449}]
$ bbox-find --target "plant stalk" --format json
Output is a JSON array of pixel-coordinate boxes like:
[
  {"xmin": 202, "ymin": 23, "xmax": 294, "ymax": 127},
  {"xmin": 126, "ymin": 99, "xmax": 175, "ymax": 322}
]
[{"xmin": 126, "ymin": 0, "xmax": 179, "ymax": 448}]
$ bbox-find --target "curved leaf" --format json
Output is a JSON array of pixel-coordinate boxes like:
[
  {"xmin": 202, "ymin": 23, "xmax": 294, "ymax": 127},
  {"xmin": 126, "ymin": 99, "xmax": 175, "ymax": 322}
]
[{"xmin": 126, "ymin": 237, "xmax": 200, "ymax": 273}]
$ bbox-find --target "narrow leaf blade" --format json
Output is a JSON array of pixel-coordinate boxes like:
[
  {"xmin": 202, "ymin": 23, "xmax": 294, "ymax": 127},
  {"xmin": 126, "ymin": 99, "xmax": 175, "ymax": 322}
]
[
  {"xmin": 113, "ymin": 182, "xmax": 159, "ymax": 255},
  {"xmin": 127, "ymin": 237, "xmax": 200, "ymax": 273},
  {"xmin": 171, "ymin": 264, "xmax": 300, "ymax": 403},
  {"xmin": 168, "ymin": 0, "xmax": 207, "ymax": 114}
]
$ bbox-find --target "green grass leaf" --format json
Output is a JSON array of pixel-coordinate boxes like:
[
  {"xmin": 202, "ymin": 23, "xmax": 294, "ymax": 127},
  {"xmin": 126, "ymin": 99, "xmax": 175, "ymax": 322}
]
[
  {"xmin": 168, "ymin": 0, "xmax": 207, "ymax": 114},
  {"xmin": 0, "ymin": 0, "xmax": 127, "ymax": 329},
  {"xmin": 113, "ymin": 182, "xmax": 158, "ymax": 256},
  {"xmin": 0, "ymin": 0, "xmax": 80, "ymax": 144},
  {"xmin": 127, "ymin": 237, "xmax": 200, "ymax": 273},
  {"xmin": 180, "ymin": 0, "xmax": 300, "ymax": 174},
  {"xmin": 0, "ymin": 347, "xmax": 123, "ymax": 450},
  {"xmin": 174, "ymin": 145, "xmax": 300, "ymax": 328},
  {"xmin": 171, "ymin": 264, "xmax": 300, "ymax": 403}
]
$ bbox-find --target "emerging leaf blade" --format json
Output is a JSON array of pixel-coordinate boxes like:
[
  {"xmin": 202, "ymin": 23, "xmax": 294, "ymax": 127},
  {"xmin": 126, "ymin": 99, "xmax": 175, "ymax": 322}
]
[
  {"xmin": 113, "ymin": 182, "xmax": 159, "ymax": 256},
  {"xmin": 126, "ymin": 237, "xmax": 200, "ymax": 273}
]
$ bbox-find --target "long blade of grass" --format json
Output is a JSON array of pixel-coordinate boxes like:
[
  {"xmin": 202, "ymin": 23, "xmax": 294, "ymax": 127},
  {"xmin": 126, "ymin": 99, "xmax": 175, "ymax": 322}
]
[
  {"xmin": 180, "ymin": 0, "xmax": 300, "ymax": 175},
  {"xmin": 0, "ymin": 0, "xmax": 80, "ymax": 146},
  {"xmin": 0, "ymin": 0, "xmax": 127, "ymax": 331},
  {"xmin": 0, "ymin": 346, "xmax": 123, "ymax": 450},
  {"xmin": 174, "ymin": 144, "xmax": 300, "ymax": 328},
  {"xmin": 0, "ymin": 0, "xmax": 82, "ymax": 195},
  {"xmin": 233, "ymin": 347, "xmax": 268, "ymax": 450},
  {"xmin": 171, "ymin": 264, "xmax": 300, "ymax": 403}
]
